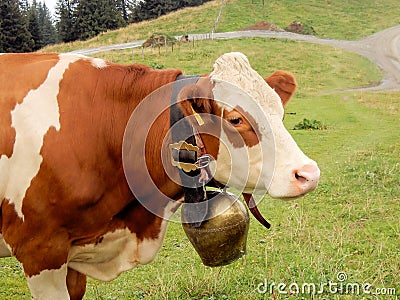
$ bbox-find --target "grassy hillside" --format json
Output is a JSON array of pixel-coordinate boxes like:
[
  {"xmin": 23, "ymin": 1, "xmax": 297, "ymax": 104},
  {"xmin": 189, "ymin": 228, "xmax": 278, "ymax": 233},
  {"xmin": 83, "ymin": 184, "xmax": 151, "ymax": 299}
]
[
  {"xmin": 219, "ymin": 0, "xmax": 400, "ymax": 39},
  {"xmin": 2, "ymin": 0, "xmax": 399, "ymax": 299},
  {"xmin": 42, "ymin": 0, "xmax": 400, "ymax": 53},
  {"xmin": 94, "ymin": 37, "xmax": 382, "ymax": 93}
]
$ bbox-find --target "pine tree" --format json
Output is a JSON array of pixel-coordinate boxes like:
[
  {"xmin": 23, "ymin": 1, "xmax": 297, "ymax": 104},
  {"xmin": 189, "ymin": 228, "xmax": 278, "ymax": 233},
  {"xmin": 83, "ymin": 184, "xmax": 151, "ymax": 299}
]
[
  {"xmin": 27, "ymin": 0, "xmax": 43, "ymax": 50},
  {"xmin": 116, "ymin": 0, "xmax": 131, "ymax": 24},
  {"xmin": 0, "ymin": 19, "xmax": 4, "ymax": 52},
  {"xmin": 72, "ymin": 0, "xmax": 99, "ymax": 40},
  {"xmin": 38, "ymin": 3, "xmax": 57, "ymax": 46},
  {"xmin": 98, "ymin": 0, "xmax": 124, "ymax": 32},
  {"xmin": 55, "ymin": 0, "xmax": 76, "ymax": 42},
  {"xmin": 19, "ymin": 0, "xmax": 30, "ymax": 15},
  {"xmin": 72, "ymin": 0, "xmax": 124, "ymax": 41},
  {"xmin": 130, "ymin": 0, "xmax": 211, "ymax": 22},
  {"xmin": 0, "ymin": 0, "xmax": 34, "ymax": 52},
  {"xmin": 131, "ymin": 0, "xmax": 165, "ymax": 22}
]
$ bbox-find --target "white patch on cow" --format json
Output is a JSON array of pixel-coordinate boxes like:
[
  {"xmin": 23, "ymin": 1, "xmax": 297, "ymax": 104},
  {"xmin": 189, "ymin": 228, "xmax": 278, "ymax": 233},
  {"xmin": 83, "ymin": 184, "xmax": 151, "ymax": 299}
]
[
  {"xmin": 0, "ymin": 54, "xmax": 83, "ymax": 220},
  {"xmin": 27, "ymin": 263, "xmax": 69, "ymax": 300},
  {"xmin": 64, "ymin": 53, "xmax": 108, "ymax": 69},
  {"xmin": 210, "ymin": 52, "xmax": 317, "ymax": 197},
  {"xmin": 213, "ymin": 129, "xmax": 273, "ymax": 193},
  {"xmin": 266, "ymin": 116, "xmax": 316, "ymax": 198},
  {"xmin": 211, "ymin": 52, "xmax": 284, "ymax": 118},
  {"xmin": 90, "ymin": 57, "xmax": 108, "ymax": 69},
  {"xmin": 0, "ymin": 234, "xmax": 12, "ymax": 257},
  {"xmin": 68, "ymin": 202, "xmax": 176, "ymax": 281}
]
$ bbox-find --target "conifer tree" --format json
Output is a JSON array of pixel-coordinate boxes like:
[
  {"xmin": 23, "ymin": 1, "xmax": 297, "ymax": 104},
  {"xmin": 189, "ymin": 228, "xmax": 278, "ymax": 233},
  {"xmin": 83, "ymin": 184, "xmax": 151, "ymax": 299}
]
[
  {"xmin": 98, "ymin": 0, "xmax": 124, "ymax": 32},
  {"xmin": 19, "ymin": 0, "xmax": 30, "ymax": 15},
  {"xmin": 56, "ymin": 0, "xmax": 76, "ymax": 42},
  {"xmin": 53, "ymin": 0, "xmax": 210, "ymax": 43},
  {"xmin": 117, "ymin": 0, "xmax": 130, "ymax": 24},
  {"xmin": 72, "ymin": 0, "xmax": 99, "ymax": 40},
  {"xmin": 38, "ymin": 3, "xmax": 57, "ymax": 46},
  {"xmin": 72, "ymin": 0, "xmax": 124, "ymax": 41},
  {"xmin": 0, "ymin": 0, "xmax": 34, "ymax": 52},
  {"xmin": 0, "ymin": 20, "xmax": 4, "ymax": 52},
  {"xmin": 131, "ymin": 0, "xmax": 211, "ymax": 22},
  {"xmin": 27, "ymin": 0, "xmax": 43, "ymax": 50}
]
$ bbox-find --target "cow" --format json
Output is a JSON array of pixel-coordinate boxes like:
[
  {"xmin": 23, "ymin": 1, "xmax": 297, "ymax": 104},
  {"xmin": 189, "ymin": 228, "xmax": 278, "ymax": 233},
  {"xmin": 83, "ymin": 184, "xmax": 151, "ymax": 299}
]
[{"xmin": 0, "ymin": 52, "xmax": 319, "ymax": 299}]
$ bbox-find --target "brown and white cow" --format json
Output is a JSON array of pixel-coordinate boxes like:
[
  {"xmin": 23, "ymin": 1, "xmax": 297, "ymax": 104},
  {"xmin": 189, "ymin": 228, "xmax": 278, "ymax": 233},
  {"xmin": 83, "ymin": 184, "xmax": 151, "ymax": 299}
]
[{"xmin": 0, "ymin": 52, "xmax": 319, "ymax": 299}]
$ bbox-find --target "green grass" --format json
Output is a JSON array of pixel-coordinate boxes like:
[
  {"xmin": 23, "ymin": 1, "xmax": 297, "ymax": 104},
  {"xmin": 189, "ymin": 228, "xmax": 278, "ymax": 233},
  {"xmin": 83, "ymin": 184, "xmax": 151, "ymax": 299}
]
[
  {"xmin": 93, "ymin": 37, "xmax": 382, "ymax": 94},
  {"xmin": 219, "ymin": 0, "xmax": 400, "ymax": 39},
  {"xmin": 41, "ymin": 0, "xmax": 400, "ymax": 53},
  {"xmin": 2, "ymin": 1, "xmax": 400, "ymax": 299}
]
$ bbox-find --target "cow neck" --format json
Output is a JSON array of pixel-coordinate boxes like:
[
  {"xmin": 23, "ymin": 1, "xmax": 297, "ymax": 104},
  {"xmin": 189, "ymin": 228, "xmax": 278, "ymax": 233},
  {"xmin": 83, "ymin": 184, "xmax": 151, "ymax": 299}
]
[{"xmin": 170, "ymin": 74, "xmax": 210, "ymax": 226}]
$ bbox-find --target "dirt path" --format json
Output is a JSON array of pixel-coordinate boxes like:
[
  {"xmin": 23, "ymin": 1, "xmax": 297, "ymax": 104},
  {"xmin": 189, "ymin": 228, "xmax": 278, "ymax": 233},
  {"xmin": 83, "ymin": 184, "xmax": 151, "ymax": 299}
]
[{"xmin": 72, "ymin": 25, "xmax": 400, "ymax": 91}]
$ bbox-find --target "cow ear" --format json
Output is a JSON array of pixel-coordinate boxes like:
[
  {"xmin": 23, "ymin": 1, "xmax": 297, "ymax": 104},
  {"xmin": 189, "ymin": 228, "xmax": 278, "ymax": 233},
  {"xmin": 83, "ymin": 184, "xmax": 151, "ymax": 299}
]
[
  {"xmin": 265, "ymin": 70, "xmax": 297, "ymax": 107},
  {"xmin": 177, "ymin": 81, "xmax": 214, "ymax": 124}
]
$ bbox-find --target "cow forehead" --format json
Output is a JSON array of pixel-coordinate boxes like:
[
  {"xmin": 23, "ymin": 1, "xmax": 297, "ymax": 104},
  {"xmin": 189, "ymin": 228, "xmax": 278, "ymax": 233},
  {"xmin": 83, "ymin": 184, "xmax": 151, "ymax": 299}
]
[{"xmin": 209, "ymin": 52, "xmax": 284, "ymax": 118}]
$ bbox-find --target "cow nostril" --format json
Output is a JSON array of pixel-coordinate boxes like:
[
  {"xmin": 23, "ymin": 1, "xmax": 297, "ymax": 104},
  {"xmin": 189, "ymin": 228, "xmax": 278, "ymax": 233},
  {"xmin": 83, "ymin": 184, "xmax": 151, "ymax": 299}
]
[
  {"xmin": 293, "ymin": 164, "xmax": 320, "ymax": 193},
  {"xmin": 294, "ymin": 172, "xmax": 308, "ymax": 184}
]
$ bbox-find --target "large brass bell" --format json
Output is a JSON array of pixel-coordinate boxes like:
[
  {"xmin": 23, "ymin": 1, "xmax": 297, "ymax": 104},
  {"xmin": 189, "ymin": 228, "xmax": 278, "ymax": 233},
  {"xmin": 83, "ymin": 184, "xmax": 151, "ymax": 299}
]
[{"xmin": 181, "ymin": 190, "xmax": 250, "ymax": 267}]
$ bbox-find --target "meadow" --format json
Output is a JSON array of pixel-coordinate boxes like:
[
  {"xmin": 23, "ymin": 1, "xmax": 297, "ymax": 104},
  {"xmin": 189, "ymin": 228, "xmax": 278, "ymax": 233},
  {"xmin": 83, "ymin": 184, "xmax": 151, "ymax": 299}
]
[
  {"xmin": 2, "ymin": 0, "xmax": 400, "ymax": 299},
  {"xmin": 41, "ymin": 0, "xmax": 400, "ymax": 53}
]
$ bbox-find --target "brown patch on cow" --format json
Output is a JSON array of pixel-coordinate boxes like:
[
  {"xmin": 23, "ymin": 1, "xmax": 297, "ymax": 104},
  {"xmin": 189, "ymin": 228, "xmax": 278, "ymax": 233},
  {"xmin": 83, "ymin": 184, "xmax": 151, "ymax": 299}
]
[
  {"xmin": 1, "ymin": 199, "xmax": 70, "ymax": 276},
  {"xmin": 177, "ymin": 77, "xmax": 215, "ymax": 119},
  {"xmin": 0, "ymin": 101, "xmax": 16, "ymax": 158},
  {"xmin": 264, "ymin": 70, "xmax": 297, "ymax": 107},
  {"xmin": 197, "ymin": 112, "xmax": 222, "ymax": 162},
  {"xmin": 0, "ymin": 53, "xmax": 59, "ymax": 158},
  {"xmin": 0, "ymin": 54, "xmax": 59, "ymax": 104},
  {"xmin": 115, "ymin": 200, "xmax": 164, "ymax": 241},
  {"xmin": 222, "ymin": 106, "xmax": 261, "ymax": 148},
  {"xmin": 66, "ymin": 268, "xmax": 87, "ymax": 300},
  {"xmin": 177, "ymin": 77, "xmax": 222, "ymax": 160}
]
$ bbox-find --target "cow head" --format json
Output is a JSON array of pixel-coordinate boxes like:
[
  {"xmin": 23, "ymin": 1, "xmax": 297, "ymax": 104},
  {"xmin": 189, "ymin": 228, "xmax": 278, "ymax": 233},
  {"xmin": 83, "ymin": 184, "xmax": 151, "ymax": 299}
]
[{"xmin": 177, "ymin": 53, "xmax": 320, "ymax": 205}]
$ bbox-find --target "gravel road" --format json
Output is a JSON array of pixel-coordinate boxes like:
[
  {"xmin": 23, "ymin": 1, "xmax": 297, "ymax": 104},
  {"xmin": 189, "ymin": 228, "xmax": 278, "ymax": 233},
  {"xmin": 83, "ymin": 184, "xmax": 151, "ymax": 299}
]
[{"xmin": 72, "ymin": 25, "xmax": 400, "ymax": 91}]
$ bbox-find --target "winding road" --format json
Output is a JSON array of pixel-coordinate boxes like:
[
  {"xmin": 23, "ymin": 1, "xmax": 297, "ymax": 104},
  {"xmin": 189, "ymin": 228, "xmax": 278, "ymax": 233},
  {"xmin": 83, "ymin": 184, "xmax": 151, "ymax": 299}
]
[{"xmin": 72, "ymin": 25, "xmax": 400, "ymax": 91}]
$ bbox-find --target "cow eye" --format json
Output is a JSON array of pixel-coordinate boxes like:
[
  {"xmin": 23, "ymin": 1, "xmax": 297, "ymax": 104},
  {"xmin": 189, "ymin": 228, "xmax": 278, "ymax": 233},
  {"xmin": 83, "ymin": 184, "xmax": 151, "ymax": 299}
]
[{"xmin": 229, "ymin": 117, "xmax": 243, "ymax": 125}]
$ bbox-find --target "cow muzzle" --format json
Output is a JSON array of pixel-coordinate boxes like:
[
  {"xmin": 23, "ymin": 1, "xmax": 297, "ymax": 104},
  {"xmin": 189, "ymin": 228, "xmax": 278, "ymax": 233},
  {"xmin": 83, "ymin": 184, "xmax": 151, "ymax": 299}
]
[{"xmin": 293, "ymin": 164, "xmax": 320, "ymax": 195}]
